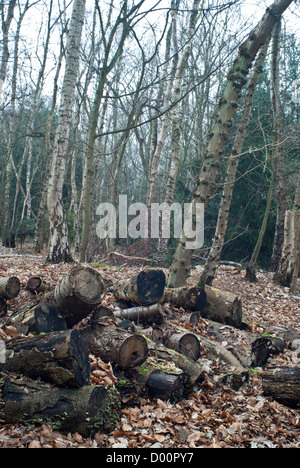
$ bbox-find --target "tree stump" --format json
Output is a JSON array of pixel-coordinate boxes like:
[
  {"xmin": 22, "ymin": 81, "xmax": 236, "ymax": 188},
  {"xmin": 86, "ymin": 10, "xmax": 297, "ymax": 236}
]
[
  {"xmin": 0, "ymin": 375, "xmax": 121, "ymax": 435},
  {"xmin": 0, "ymin": 277, "xmax": 20, "ymax": 299},
  {"xmin": 81, "ymin": 322, "xmax": 148, "ymax": 369},
  {"xmin": 112, "ymin": 269, "xmax": 166, "ymax": 306},
  {"xmin": 0, "ymin": 330, "xmax": 90, "ymax": 388},
  {"xmin": 262, "ymin": 367, "xmax": 300, "ymax": 408},
  {"xmin": 245, "ymin": 261, "xmax": 257, "ymax": 283}
]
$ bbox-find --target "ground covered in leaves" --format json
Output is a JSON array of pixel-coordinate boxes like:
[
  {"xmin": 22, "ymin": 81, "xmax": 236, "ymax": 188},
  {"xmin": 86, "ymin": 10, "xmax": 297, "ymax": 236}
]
[{"xmin": 0, "ymin": 246, "xmax": 299, "ymax": 448}]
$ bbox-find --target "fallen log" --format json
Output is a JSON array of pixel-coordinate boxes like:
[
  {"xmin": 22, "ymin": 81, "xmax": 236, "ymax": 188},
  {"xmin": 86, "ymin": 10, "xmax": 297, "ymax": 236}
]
[
  {"xmin": 6, "ymin": 302, "xmax": 67, "ymax": 335},
  {"xmin": 114, "ymin": 303, "xmax": 165, "ymax": 326},
  {"xmin": 0, "ymin": 375, "xmax": 121, "ymax": 435},
  {"xmin": 81, "ymin": 322, "xmax": 148, "ymax": 369},
  {"xmin": 0, "ymin": 298, "xmax": 7, "ymax": 318},
  {"xmin": 112, "ymin": 269, "xmax": 166, "ymax": 306},
  {"xmin": 165, "ymin": 331, "xmax": 201, "ymax": 361},
  {"xmin": 130, "ymin": 357, "xmax": 191, "ymax": 402},
  {"xmin": 51, "ymin": 264, "xmax": 106, "ymax": 327},
  {"xmin": 201, "ymin": 286, "xmax": 243, "ymax": 328},
  {"xmin": 262, "ymin": 367, "xmax": 300, "ymax": 408},
  {"xmin": 163, "ymin": 286, "xmax": 207, "ymax": 312},
  {"xmin": 0, "ymin": 277, "xmax": 20, "ymax": 300},
  {"xmin": 0, "ymin": 329, "xmax": 90, "ymax": 388},
  {"xmin": 25, "ymin": 276, "xmax": 42, "ymax": 293}
]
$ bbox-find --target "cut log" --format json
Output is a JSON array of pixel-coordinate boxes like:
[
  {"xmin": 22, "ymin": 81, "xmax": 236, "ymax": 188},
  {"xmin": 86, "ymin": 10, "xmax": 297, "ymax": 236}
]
[
  {"xmin": 81, "ymin": 322, "xmax": 148, "ymax": 369},
  {"xmin": 0, "ymin": 375, "xmax": 121, "ymax": 435},
  {"xmin": 245, "ymin": 261, "xmax": 258, "ymax": 283},
  {"xmin": 0, "ymin": 329, "xmax": 90, "ymax": 388},
  {"xmin": 0, "ymin": 298, "xmax": 7, "ymax": 318},
  {"xmin": 114, "ymin": 303, "xmax": 165, "ymax": 326},
  {"xmin": 6, "ymin": 302, "xmax": 68, "ymax": 335},
  {"xmin": 25, "ymin": 276, "xmax": 42, "ymax": 293},
  {"xmin": 112, "ymin": 269, "xmax": 166, "ymax": 306},
  {"xmin": 0, "ymin": 277, "xmax": 20, "ymax": 299},
  {"xmin": 50, "ymin": 264, "xmax": 106, "ymax": 327},
  {"xmin": 130, "ymin": 356, "xmax": 191, "ymax": 402},
  {"xmin": 163, "ymin": 286, "xmax": 207, "ymax": 312},
  {"xmin": 165, "ymin": 332, "xmax": 201, "ymax": 361},
  {"xmin": 201, "ymin": 286, "xmax": 243, "ymax": 328},
  {"xmin": 262, "ymin": 367, "xmax": 300, "ymax": 408}
]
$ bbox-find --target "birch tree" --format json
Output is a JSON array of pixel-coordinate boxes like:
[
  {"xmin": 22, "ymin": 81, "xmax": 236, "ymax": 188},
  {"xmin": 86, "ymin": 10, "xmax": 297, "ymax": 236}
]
[
  {"xmin": 167, "ymin": 0, "xmax": 294, "ymax": 289},
  {"xmin": 47, "ymin": 0, "xmax": 86, "ymax": 263},
  {"xmin": 0, "ymin": 0, "xmax": 17, "ymax": 99}
]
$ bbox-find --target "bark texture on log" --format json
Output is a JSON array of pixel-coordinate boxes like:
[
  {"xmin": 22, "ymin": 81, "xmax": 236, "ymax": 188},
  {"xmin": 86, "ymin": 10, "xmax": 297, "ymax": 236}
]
[
  {"xmin": 51, "ymin": 264, "xmax": 106, "ymax": 327},
  {"xmin": 262, "ymin": 367, "xmax": 300, "ymax": 408},
  {"xmin": 6, "ymin": 302, "xmax": 67, "ymax": 335},
  {"xmin": 81, "ymin": 322, "xmax": 148, "ymax": 369},
  {"xmin": 114, "ymin": 303, "xmax": 165, "ymax": 326},
  {"xmin": 113, "ymin": 269, "xmax": 166, "ymax": 306},
  {"xmin": 0, "ymin": 330, "xmax": 90, "ymax": 388},
  {"xmin": 0, "ymin": 277, "xmax": 20, "ymax": 299},
  {"xmin": 163, "ymin": 286, "xmax": 207, "ymax": 312},
  {"xmin": 0, "ymin": 375, "xmax": 121, "ymax": 435},
  {"xmin": 201, "ymin": 286, "xmax": 243, "ymax": 328}
]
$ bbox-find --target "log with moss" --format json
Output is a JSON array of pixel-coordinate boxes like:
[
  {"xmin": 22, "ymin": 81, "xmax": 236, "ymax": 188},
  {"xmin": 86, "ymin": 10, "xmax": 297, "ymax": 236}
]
[
  {"xmin": 0, "ymin": 329, "xmax": 90, "ymax": 388},
  {"xmin": 0, "ymin": 375, "xmax": 121, "ymax": 435}
]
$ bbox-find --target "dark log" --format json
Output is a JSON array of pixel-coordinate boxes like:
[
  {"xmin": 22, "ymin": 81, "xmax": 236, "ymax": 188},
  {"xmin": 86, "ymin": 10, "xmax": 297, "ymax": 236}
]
[
  {"xmin": 163, "ymin": 286, "xmax": 207, "ymax": 312},
  {"xmin": 265, "ymin": 325, "xmax": 300, "ymax": 343},
  {"xmin": 262, "ymin": 367, "xmax": 300, "ymax": 408},
  {"xmin": 165, "ymin": 332, "xmax": 201, "ymax": 361},
  {"xmin": 25, "ymin": 276, "xmax": 42, "ymax": 293},
  {"xmin": 114, "ymin": 303, "xmax": 165, "ymax": 326},
  {"xmin": 91, "ymin": 305, "xmax": 114, "ymax": 321},
  {"xmin": 112, "ymin": 269, "xmax": 166, "ymax": 306},
  {"xmin": 0, "ymin": 298, "xmax": 7, "ymax": 318},
  {"xmin": 0, "ymin": 375, "xmax": 121, "ymax": 435},
  {"xmin": 6, "ymin": 302, "xmax": 67, "ymax": 335},
  {"xmin": 0, "ymin": 330, "xmax": 90, "ymax": 388},
  {"xmin": 201, "ymin": 286, "xmax": 243, "ymax": 328},
  {"xmin": 130, "ymin": 358, "xmax": 191, "ymax": 402},
  {"xmin": 50, "ymin": 264, "xmax": 106, "ymax": 327},
  {"xmin": 0, "ymin": 277, "xmax": 20, "ymax": 299},
  {"xmin": 81, "ymin": 322, "xmax": 148, "ymax": 369},
  {"xmin": 245, "ymin": 261, "xmax": 258, "ymax": 283}
]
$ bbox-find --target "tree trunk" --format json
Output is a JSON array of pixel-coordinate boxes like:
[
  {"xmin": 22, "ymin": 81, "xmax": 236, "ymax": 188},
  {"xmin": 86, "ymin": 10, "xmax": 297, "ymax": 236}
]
[
  {"xmin": 47, "ymin": 0, "xmax": 86, "ymax": 263},
  {"xmin": 167, "ymin": 0, "xmax": 294, "ymax": 288},
  {"xmin": 112, "ymin": 269, "xmax": 166, "ymax": 306},
  {"xmin": 270, "ymin": 20, "xmax": 287, "ymax": 271},
  {"xmin": 0, "ymin": 330, "xmax": 90, "ymax": 388},
  {"xmin": 81, "ymin": 322, "xmax": 148, "ymax": 369},
  {"xmin": 1, "ymin": 375, "xmax": 121, "ymax": 436},
  {"xmin": 0, "ymin": 0, "xmax": 17, "ymax": 98},
  {"xmin": 262, "ymin": 367, "xmax": 300, "ymax": 408},
  {"xmin": 6, "ymin": 302, "xmax": 67, "ymax": 336},
  {"xmin": 0, "ymin": 277, "xmax": 20, "ymax": 299},
  {"xmin": 290, "ymin": 170, "xmax": 300, "ymax": 294},
  {"xmin": 274, "ymin": 210, "xmax": 295, "ymax": 287}
]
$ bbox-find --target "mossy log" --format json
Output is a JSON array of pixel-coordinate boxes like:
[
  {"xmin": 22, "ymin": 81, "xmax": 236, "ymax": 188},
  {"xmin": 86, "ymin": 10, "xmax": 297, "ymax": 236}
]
[
  {"xmin": 112, "ymin": 269, "xmax": 166, "ymax": 306},
  {"xmin": 0, "ymin": 329, "xmax": 90, "ymax": 388},
  {"xmin": 0, "ymin": 277, "xmax": 20, "ymax": 299},
  {"xmin": 0, "ymin": 375, "xmax": 121, "ymax": 436}
]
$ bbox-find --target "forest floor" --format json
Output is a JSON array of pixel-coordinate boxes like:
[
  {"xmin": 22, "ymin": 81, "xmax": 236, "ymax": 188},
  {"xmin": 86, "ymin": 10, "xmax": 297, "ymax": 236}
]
[{"xmin": 0, "ymin": 245, "xmax": 299, "ymax": 449}]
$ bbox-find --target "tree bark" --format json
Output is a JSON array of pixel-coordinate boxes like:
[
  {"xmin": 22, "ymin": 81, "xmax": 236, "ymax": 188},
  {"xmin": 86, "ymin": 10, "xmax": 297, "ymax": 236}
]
[
  {"xmin": 112, "ymin": 269, "xmax": 166, "ymax": 306},
  {"xmin": 81, "ymin": 322, "xmax": 148, "ymax": 369},
  {"xmin": 1, "ymin": 375, "xmax": 121, "ymax": 435},
  {"xmin": 47, "ymin": 0, "xmax": 86, "ymax": 263},
  {"xmin": 0, "ymin": 330, "xmax": 90, "ymax": 388},
  {"xmin": 163, "ymin": 286, "xmax": 207, "ymax": 312},
  {"xmin": 290, "ymin": 170, "xmax": 300, "ymax": 293},
  {"xmin": 114, "ymin": 303, "xmax": 165, "ymax": 326},
  {"xmin": 274, "ymin": 210, "xmax": 295, "ymax": 287},
  {"xmin": 167, "ymin": 0, "xmax": 294, "ymax": 288},
  {"xmin": 0, "ymin": 277, "xmax": 20, "ymax": 299},
  {"xmin": 262, "ymin": 367, "xmax": 300, "ymax": 408},
  {"xmin": 201, "ymin": 285, "xmax": 243, "ymax": 328}
]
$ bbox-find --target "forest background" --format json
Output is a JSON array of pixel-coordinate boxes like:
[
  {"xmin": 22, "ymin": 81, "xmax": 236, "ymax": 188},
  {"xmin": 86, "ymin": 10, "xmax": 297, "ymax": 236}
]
[{"xmin": 0, "ymin": 0, "xmax": 299, "ymax": 279}]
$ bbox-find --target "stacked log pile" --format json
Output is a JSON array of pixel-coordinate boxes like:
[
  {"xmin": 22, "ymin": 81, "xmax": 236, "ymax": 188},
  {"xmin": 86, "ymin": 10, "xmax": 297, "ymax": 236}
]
[{"xmin": 0, "ymin": 265, "xmax": 299, "ymax": 435}]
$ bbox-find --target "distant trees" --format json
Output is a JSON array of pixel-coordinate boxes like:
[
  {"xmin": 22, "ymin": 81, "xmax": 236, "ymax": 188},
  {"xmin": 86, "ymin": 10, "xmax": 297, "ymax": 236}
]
[{"xmin": 0, "ymin": 0, "xmax": 298, "ymax": 288}]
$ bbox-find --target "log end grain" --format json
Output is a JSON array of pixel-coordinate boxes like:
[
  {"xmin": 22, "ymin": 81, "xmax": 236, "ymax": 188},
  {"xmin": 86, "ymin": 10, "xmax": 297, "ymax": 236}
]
[
  {"xmin": 0, "ymin": 277, "xmax": 21, "ymax": 299},
  {"xmin": 135, "ymin": 269, "xmax": 166, "ymax": 305},
  {"xmin": 70, "ymin": 265, "xmax": 106, "ymax": 305},
  {"xmin": 119, "ymin": 334, "xmax": 149, "ymax": 369}
]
